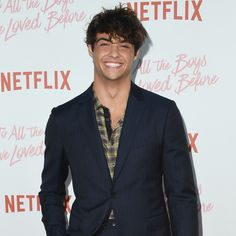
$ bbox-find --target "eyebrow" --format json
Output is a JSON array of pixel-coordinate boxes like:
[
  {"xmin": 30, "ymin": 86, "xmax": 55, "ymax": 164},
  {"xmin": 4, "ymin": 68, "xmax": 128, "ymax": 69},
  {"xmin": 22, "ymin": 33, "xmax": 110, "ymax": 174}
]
[
  {"xmin": 95, "ymin": 37, "xmax": 126, "ymax": 44},
  {"xmin": 96, "ymin": 37, "xmax": 112, "ymax": 43}
]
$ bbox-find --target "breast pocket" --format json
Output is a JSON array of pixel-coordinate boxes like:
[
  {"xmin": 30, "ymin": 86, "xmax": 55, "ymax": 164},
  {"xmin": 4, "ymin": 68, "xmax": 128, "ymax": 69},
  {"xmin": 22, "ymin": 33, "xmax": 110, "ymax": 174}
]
[
  {"xmin": 128, "ymin": 143, "xmax": 162, "ymax": 173},
  {"xmin": 133, "ymin": 141, "xmax": 157, "ymax": 151},
  {"xmin": 132, "ymin": 130, "xmax": 161, "ymax": 152}
]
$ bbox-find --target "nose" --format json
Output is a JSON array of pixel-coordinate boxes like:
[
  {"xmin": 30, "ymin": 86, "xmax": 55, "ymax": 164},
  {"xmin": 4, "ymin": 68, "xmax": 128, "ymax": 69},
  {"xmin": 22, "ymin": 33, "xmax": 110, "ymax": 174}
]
[{"xmin": 109, "ymin": 44, "xmax": 120, "ymax": 57}]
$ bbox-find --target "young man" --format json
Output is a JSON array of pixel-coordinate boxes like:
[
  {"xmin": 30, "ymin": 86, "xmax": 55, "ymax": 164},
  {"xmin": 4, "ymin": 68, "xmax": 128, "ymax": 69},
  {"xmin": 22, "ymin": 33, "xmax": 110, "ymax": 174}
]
[{"xmin": 39, "ymin": 5, "xmax": 199, "ymax": 236}]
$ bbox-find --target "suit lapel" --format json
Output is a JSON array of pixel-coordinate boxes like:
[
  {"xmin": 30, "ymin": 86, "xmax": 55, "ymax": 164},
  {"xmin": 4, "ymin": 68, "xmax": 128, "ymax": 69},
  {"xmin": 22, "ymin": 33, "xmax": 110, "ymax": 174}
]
[
  {"xmin": 78, "ymin": 85, "xmax": 112, "ymax": 186},
  {"xmin": 113, "ymin": 83, "xmax": 146, "ymax": 182}
]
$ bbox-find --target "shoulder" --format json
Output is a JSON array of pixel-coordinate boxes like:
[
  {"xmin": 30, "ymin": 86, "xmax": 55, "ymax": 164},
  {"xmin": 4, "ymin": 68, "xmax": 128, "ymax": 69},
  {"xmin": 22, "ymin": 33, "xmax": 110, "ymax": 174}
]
[
  {"xmin": 49, "ymin": 85, "xmax": 92, "ymax": 121},
  {"xmin": 134, "ymin": 84, "xmax": 183, "ymax": 131},
  {"xmin": 134, "ymin": 83, "xmax": 176, "ymax": 111}
]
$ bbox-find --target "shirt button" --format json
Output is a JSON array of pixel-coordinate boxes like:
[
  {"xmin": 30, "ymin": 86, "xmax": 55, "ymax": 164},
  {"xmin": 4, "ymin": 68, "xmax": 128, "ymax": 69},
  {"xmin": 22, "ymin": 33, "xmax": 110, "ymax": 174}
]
[{"xmin": 112, "ymin": 222, "xmax": 116, "ymax": 227}]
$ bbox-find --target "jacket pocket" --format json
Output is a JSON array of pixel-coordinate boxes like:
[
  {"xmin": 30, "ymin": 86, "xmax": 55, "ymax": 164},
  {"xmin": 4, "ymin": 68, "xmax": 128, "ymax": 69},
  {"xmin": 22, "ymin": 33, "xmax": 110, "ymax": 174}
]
[{"xmin": 146, "ymin": 213, "xmax": 170, "ymax": 232}]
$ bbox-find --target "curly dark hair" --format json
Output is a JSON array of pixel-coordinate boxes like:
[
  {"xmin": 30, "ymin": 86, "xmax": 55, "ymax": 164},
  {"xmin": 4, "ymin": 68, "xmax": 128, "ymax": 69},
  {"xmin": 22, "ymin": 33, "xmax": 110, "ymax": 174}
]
[{"xmin": 85, "ymin": 4, "xmax": 148, "ymax": 54}]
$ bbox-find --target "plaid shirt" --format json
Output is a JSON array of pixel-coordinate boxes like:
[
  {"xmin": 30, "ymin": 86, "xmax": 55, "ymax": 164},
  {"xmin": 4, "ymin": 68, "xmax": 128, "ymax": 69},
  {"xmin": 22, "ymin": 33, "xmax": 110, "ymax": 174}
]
[{"xmin": 94, "ymin": 93, "xmax": 124, "ymax": 219}]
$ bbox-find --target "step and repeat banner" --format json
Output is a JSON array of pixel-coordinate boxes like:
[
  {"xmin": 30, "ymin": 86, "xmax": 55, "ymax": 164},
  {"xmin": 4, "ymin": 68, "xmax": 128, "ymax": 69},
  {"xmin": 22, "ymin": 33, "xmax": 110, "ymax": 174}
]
[{"xmin": 0, "ymin": 0, "xmax": 235, "ymax": 235}]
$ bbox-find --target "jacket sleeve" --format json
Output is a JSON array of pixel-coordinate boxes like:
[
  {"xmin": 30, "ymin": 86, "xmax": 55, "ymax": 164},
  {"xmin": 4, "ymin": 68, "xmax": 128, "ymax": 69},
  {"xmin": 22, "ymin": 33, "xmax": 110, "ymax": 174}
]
[
  {"xmin": 39, "ymin": 109, "xmax": 69, "ymax": 236},
  {"xmin": 162, "ymin": 102, "xmax": 199, "ymax": 236}
]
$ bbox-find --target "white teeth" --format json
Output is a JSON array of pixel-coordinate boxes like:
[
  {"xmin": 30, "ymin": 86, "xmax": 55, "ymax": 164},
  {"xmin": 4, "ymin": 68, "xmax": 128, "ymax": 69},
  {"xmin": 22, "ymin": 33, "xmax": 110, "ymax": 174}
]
[{"xmin": 105, "ymin": 62, "xmax": 121, "ymax": 68}]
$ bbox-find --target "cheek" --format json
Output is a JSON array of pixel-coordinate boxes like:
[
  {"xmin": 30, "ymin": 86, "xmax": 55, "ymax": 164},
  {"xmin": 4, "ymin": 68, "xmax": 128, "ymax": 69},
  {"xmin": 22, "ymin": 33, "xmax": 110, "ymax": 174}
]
[
  {"xmin": 92, "ymin": 55, "xmax": 102, "ymax": 65},
  {"xmin": 126, "ymin": 57, "xmax": 135, "ymax": 67},
  {"xmin": 124, "ymin": 52, "xmax": 135, "ymax": 62}
]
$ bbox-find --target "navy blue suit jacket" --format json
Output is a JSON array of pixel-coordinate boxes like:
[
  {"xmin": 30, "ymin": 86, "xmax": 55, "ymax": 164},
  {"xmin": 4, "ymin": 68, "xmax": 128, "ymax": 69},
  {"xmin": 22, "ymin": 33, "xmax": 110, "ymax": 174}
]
[{"xmin": 39, "ymin": 82, "xmax": 198, "ymax": 236}]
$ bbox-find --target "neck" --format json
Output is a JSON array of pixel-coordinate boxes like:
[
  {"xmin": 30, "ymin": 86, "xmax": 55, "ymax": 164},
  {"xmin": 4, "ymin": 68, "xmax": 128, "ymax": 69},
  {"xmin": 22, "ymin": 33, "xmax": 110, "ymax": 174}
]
[{"xmin": 93, "ymin": 78, "xmax": 131, "ymax": 112}]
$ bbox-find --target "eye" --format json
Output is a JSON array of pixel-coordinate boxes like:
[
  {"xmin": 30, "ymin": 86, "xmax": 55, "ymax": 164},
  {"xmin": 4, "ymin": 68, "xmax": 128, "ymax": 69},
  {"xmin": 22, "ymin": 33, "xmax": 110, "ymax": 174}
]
[
  {"xmin": 98, "ymin": 42, "xmax": 110, "ymax": 47},
  {"xmin": 120, "ymin": 44, "xmax": 131, "ymax": 49}
]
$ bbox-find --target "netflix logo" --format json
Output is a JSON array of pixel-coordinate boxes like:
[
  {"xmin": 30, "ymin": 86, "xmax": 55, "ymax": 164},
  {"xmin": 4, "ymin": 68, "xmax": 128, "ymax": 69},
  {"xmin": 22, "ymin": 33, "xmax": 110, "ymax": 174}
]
[
  {"xmin": 2, "ymin": 194, "xmax": 72, "ymax": 214},
  {"xmin": 4, "ymin": 195, "xmax": 41, "ymax": 213},
  {"xmin": 188, "ymin": 132, "xmax": 199, "ymax": 154},
  {"xmin": 127, "ymin": 0, "xmax": 203, "ymax": 22},
  {"xmin": 0, "ymin": 70, "xmax": 71, "ymax": 92}
]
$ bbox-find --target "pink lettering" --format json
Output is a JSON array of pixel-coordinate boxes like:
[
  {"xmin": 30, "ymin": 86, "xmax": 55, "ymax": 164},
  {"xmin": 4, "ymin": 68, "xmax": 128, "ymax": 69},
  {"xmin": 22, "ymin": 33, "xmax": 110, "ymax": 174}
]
[
  {"xmin": 138, "ymin": 77, "xmax": 172, "ymax": 92},
  {"xmin": 41, "ymin": 0, "xmax": 74, "ymax": 14},
  {"xmin": 44, "ymin": 9, "xmax": 86, "ymax": 32},
  {"xmin": 175, "ymin": 72, "xmax": 219, "ymax": 95},
  {"xmin": 10, "ymin": 141, "xmax": 44, "ymax": 166},
  {"xmin": 5, "ymin": 13, "xmax": 41, "ymax": 41},
  {"xmin": 172, "ymin": 54, "xmax": 206, "ymax": 76}
]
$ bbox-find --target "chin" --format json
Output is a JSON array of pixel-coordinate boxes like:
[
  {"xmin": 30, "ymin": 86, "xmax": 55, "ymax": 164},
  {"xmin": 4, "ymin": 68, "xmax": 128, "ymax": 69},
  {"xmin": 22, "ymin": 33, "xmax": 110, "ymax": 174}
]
[{"xmin": 104, "ymin": 76, "xmax": 125, "ymax": 82}]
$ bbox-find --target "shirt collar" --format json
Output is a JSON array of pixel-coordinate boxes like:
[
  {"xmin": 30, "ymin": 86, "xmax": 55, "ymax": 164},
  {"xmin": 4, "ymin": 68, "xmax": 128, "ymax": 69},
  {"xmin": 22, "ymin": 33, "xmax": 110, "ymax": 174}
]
[{"xmin": 93, "ymin": 90, "xmax": 104, "ymax": 111}]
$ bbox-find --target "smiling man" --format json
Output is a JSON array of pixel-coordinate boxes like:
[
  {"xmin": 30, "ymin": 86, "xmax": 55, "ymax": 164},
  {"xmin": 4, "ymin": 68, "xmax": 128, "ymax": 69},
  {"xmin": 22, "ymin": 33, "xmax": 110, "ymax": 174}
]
[{"xmin": 39, "ymin": 5, "xmax": 199, "ymax": 236}]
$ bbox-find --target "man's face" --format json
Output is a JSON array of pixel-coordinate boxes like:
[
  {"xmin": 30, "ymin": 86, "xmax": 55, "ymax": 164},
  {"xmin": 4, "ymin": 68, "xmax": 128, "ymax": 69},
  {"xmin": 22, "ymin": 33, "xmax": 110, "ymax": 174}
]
[{"xmin": 88, "ymin": 33, "xmax": 138, "ymax": 82}]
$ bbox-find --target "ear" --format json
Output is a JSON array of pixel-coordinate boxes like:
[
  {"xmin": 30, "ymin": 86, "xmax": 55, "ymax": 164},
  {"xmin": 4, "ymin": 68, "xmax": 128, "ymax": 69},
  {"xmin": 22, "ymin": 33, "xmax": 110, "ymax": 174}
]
[{"xmin": 87, "ymin": 44, "xmax": 93, "ymax": 57}]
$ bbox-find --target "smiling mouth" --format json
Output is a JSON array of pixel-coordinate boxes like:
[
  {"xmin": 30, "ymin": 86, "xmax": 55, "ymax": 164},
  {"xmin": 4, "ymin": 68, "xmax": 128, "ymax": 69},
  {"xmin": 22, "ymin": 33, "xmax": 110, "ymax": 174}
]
[{"xmin": 104, "ymin": 62, "xmax": 122, "ymax": 68}]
